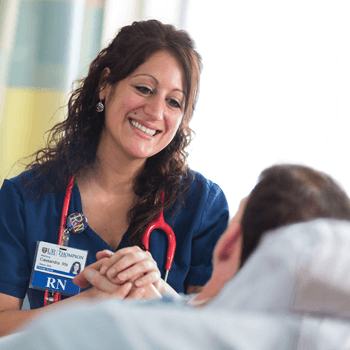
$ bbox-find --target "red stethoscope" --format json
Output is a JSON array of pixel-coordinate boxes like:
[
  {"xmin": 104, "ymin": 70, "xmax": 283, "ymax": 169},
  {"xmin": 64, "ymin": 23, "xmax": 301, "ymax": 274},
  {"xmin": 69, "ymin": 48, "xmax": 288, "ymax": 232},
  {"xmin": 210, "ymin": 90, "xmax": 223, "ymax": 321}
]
[
  {"xmin": 44, "ymin": 176, "xmax": 176, "ymax": 305},
  {"xmin": 142, "ymin": 190, "xmax": 176, "ymax": 283}
]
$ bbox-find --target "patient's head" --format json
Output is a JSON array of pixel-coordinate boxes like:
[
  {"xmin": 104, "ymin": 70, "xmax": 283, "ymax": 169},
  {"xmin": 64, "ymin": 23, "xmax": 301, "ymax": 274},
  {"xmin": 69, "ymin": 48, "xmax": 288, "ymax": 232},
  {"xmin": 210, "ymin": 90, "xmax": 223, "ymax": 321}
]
[
  {"xmin": 240, "ymin": 164, "xmax": 350, "ymax": 266},
  {"xmin": 196, "ymin": 164, "xmax": 350, "ymax": 305}
]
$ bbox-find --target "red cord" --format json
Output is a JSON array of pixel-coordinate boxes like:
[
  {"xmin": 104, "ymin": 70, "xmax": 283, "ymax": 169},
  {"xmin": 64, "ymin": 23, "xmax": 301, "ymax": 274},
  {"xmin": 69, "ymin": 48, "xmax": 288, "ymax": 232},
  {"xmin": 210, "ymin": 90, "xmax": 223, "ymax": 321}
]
[
  {"xmin": 44, "ymin": 176, "xmax": 74, "ymax": 306},
  {"xmin": 58, "ymin": 176, "xmax": 74, "ymax": 246}
]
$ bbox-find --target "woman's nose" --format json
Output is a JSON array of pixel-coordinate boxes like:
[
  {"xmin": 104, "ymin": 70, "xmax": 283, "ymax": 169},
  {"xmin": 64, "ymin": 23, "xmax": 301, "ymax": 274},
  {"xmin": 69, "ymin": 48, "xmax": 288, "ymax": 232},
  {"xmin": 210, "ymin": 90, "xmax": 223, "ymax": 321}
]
[{"xmin": 144, "ymin": 96, "xmax": 164, "ymax": 120}]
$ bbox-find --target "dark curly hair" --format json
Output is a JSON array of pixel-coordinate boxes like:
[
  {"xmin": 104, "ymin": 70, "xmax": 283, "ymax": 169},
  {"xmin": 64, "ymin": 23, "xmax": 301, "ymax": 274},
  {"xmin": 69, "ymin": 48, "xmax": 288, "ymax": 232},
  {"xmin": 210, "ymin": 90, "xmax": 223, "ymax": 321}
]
[{"xmin": 26, "ymin": 20, "xmax": 202, "ymax": 247}]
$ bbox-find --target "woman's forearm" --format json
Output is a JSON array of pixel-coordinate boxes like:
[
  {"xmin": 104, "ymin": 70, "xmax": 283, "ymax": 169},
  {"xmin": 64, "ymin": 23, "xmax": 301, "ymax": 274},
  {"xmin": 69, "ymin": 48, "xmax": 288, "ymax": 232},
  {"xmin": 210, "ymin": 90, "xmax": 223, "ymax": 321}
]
[
  {"xmin": 0, "ymin": 309, "xmax": 42, "ymax": 336},
  {"xmin": 0, "ymin": 281, "xmax": 135, "ymax": 337}
]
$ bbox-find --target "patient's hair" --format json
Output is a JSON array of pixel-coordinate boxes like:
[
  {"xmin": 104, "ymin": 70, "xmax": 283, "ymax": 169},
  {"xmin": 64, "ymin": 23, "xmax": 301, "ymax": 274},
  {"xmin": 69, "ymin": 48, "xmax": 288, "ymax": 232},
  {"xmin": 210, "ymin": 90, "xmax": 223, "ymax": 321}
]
[{"xmin": 240, "ymin": 164, "xmax": 350, "ymax": 266}]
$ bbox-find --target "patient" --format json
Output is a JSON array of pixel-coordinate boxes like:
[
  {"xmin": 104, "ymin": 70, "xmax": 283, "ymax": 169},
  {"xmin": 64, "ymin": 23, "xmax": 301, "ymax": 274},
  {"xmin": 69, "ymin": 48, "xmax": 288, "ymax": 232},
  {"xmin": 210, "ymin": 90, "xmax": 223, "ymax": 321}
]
[
  {"xmin": 192, "ymin": 163, "xmax": 350, "ymax": 305},
  {"xmin": 2, "ymin": 164, "xmax": 350, "ymax": 349}
]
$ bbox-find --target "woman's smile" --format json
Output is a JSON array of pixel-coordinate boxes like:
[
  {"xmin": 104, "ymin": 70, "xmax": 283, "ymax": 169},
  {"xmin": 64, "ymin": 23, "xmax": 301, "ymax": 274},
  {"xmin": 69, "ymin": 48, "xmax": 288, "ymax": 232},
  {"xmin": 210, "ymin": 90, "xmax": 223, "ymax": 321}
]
[{"xmin": 129, "ymin": 118, "xmax": 158, "ymax": 137}]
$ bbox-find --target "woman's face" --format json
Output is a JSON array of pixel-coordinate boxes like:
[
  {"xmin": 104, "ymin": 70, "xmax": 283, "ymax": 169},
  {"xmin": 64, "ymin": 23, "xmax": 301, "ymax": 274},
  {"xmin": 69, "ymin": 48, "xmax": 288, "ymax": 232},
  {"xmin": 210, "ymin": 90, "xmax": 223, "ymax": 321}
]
[
  {"xmin": 73, "ymin": 263, "xmax": 79, "ymax": 272},
  {"xmin": 99, "ymin": 51, "xmax": 185, "ymax": 162}
]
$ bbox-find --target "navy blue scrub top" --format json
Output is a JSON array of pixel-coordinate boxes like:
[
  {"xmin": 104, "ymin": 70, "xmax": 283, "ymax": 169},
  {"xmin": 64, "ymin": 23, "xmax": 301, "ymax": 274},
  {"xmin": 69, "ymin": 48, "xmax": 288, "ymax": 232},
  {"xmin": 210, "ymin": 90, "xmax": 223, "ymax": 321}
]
[{"xmin": 0, "ymin": 170, "xmax": 229, "ymax": 309}]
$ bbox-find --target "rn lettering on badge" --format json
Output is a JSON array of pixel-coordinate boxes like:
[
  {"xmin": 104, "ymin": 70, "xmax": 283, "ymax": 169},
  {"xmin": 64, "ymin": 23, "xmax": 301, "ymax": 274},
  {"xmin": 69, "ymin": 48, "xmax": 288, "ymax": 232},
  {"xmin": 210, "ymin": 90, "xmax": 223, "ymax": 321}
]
[
  {"xmin": 46, "ymin": 277, "xmax": 67, "ymax": 290},
  {"xmin": 30, "ymin": 241, "xmax": 88, "ymax": 295}
]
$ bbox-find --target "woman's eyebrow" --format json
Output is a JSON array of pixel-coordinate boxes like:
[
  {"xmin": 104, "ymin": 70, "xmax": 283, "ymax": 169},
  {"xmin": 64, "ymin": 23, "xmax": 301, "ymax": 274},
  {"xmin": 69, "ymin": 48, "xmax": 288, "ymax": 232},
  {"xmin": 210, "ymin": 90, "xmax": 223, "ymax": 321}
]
[{"xmin": 132, "ymin": 73, "xmax": 185, "ymax": 95}]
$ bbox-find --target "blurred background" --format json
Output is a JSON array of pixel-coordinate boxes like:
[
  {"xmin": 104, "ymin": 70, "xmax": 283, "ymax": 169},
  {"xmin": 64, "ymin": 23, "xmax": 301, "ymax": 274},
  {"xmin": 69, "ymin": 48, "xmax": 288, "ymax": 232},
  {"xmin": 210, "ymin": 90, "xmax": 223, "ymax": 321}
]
[{"xmin": 1, "ymin": 0, "xmax": 350, "ymax": 214}]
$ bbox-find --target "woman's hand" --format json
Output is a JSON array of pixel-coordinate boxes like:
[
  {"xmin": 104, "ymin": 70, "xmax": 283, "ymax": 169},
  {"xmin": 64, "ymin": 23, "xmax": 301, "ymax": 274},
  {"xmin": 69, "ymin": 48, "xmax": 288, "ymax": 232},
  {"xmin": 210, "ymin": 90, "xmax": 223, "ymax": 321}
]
[
  {"xmin": 75, "ymin": 266, "xmax": 162, "ymax": 300},
  {"xmin": 73, "ymin": 246, "xmax": 165, "ymax": 297},
  {"xmin": 78, "ymin": 269, "xmax": 148, "ymax": 300},
  {"xmin": 95, "ymin": 250, "xmax": 179, "ymax": 297},
  {"xmin": 98, "ymin": 246, "xmax": 161, "ymax": 288}
]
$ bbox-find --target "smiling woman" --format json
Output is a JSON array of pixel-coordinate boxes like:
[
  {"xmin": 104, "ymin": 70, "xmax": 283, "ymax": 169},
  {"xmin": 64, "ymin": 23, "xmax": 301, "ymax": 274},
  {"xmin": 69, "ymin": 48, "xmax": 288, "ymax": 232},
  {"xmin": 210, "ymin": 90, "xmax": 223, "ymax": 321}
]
[{"xmin": 0, "ymin": 20, "xmax": 229, "ymax": 336}]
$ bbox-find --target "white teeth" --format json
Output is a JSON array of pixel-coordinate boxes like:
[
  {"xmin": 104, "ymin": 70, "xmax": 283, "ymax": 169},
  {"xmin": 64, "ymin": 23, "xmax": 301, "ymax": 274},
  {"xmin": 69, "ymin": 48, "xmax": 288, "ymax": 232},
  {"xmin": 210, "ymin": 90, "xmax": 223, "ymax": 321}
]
[{"xmin": 130, "ymin": 119, "xmax": 156, "ymax": 136}]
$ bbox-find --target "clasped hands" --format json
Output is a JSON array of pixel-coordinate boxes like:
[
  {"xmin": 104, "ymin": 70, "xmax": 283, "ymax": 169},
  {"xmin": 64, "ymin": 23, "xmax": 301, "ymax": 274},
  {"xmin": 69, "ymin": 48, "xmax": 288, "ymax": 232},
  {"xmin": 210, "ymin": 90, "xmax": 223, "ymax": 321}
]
[
  {"xmin": 73, "ymin": 246, "xmax": 166, "ymax": 301},
  {"xmin": 73, "ymin": 246, "xmax": 167, "ymax": 299}
]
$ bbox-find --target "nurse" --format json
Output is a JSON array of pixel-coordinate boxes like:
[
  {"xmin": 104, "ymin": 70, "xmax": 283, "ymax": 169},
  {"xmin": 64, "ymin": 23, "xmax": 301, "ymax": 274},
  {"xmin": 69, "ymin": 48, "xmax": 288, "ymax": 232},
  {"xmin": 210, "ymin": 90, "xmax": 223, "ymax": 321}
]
[{"xmin": 0, "ymin": 20, "xmax": 229, "ymax": 335}]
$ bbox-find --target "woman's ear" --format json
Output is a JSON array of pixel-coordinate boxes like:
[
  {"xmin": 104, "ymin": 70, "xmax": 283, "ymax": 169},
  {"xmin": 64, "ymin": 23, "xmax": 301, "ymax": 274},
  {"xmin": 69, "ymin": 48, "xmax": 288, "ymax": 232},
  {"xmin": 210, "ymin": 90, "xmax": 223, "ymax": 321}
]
[{"xmin": 98, "ymin": 67, "xmax": 111, "ymax": 100}]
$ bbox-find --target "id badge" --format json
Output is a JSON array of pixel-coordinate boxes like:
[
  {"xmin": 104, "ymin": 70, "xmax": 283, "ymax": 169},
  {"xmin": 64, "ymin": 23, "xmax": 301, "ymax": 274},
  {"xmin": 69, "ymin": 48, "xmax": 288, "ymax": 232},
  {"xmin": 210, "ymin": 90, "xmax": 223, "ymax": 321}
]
[{"xmin": 30, "ymin": 241, "xmax": 88, "ymax": 295}]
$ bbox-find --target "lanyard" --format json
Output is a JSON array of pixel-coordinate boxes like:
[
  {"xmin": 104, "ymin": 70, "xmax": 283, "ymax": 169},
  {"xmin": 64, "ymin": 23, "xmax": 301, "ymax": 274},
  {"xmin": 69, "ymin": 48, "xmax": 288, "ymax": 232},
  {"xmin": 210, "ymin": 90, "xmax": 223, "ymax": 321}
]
[
  {"xmin": 44, "ymin": 176, "xmax": 74, "ymax": 306},
  {"xmin": 58, "ymin": 176, "xmax": 75, "ymax": 246}
]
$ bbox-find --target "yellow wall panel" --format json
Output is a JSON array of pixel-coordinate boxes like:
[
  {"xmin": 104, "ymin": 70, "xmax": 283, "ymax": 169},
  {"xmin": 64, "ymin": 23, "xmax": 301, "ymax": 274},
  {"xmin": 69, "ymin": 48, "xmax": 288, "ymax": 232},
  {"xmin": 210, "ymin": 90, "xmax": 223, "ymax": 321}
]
[{"xmin": 0, "ymin": 88, "xmax": 67, "ymax": 182}]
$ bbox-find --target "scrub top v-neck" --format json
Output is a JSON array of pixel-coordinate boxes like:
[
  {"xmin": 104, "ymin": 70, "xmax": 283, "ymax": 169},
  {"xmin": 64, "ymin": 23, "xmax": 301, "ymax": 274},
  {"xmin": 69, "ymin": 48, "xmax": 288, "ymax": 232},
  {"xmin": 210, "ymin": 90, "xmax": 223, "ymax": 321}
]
[{"xmin": 71, "ymin": 183, "xmax": 129, "ymax": 253}]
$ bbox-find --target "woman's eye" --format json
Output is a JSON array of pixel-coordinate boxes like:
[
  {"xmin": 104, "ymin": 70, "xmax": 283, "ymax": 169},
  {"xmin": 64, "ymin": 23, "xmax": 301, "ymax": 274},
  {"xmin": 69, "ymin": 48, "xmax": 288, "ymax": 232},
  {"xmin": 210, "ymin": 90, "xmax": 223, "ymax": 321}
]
[
  {"xmin": 136, "ymin": 86, "xmax": 152, "ymax": 94},
  {"xmin": 168, "ymin": 99, "xmax": 181, "ymax": 109}
]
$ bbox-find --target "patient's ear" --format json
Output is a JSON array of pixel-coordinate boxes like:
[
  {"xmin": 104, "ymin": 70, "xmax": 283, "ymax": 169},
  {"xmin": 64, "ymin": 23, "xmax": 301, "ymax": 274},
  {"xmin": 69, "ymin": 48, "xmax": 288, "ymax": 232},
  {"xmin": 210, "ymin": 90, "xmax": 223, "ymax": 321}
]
[{"xmin": 217, "ymin": 225, "xmax": 242, "ymax": 262}]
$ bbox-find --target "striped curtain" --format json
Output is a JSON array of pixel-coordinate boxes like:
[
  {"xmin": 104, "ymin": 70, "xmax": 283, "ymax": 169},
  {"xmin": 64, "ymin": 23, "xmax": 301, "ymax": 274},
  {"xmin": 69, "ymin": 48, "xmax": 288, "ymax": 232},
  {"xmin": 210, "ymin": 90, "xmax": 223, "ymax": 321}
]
[{"xmin": 0, "ymin": 0, "xmax": 105, "ymax": 181}]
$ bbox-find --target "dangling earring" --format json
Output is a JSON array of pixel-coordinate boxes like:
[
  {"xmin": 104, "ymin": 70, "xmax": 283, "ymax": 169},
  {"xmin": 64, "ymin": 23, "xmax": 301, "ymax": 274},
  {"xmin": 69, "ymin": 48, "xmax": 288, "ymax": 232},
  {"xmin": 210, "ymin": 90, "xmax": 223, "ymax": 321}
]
[{"xmin": 96, "ymin": 99, "xmax": 104, "ymax": 112}]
